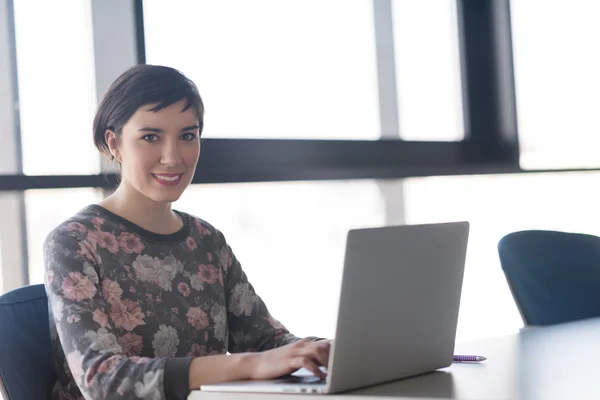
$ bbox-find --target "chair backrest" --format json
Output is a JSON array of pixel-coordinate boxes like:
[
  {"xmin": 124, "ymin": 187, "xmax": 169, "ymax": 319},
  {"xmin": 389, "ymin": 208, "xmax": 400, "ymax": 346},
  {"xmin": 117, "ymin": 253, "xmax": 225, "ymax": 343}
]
[
  {"xmin": 498, "ymin": 230, "xmax": 600, "ymax": 326},
  {"xmin": 0, "ymin": 284, "xmax": 55, "ymax": 400}
]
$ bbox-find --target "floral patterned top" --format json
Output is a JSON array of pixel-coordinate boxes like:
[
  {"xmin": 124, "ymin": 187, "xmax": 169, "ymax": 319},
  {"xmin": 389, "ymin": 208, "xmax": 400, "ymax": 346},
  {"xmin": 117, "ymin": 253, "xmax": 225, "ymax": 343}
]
[{"xmin": 43, "ymin": 205, "xmax": 303, "ymax": 400}]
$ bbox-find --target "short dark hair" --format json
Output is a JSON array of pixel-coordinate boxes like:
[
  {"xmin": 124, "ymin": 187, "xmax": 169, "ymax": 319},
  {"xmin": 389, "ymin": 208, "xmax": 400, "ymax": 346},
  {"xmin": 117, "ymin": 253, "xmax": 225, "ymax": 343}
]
[{"xmin": 93, "ymin": 64, "xmax": 204, "ymax": 158}]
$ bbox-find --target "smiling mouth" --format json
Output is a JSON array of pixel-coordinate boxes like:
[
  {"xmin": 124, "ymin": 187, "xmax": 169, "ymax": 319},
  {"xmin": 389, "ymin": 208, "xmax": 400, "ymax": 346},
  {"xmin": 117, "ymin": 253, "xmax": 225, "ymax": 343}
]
[{"xmin": 151, "ymin": 173, "xmax": 184, "ymax": 186}]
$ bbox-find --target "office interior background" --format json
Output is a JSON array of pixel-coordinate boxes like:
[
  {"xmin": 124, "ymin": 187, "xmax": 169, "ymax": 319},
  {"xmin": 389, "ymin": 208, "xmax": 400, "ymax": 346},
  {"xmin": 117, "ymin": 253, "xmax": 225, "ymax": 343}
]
[{"xmin": 1, "ymin": 0, "xmax": 600, "ymax": 347}]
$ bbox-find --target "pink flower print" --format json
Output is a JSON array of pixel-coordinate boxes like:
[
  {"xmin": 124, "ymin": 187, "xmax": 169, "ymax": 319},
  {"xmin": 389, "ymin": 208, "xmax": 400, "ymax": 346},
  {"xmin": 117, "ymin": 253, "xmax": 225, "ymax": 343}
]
[
  {"xmin": 101, "ymin": 279, "xmax": 123, "ymax": 304},
  {"xmin": 194, "ymin": 220, "xmax": 212, "ymax": 236},
  {"xmin": 198, "ymin": 264, "xmax": 219, "ymax": 284},
  {"xmin": 124, "ymin": 265, "xmax": 130, "ymax": 272},
  {"xmin": 86, "ymin": 229, "xmax": 101, "ymax": 248},
  {"xmin": 186, "ymin": 237, "xmax": 197, "ymax": 250},
  {"xmin": 67, "ymin": 222, "xmax": 87, "ymax": 233},
  {"xmin": 129, "ymin": 286, "xmax": 136, "ymax": 293},
  {"xmin": 62, "ymin": 272, "xmax": 97, "ymax": 301},
  {"xmin": 110, "ymin": 299, "xmax": 146, "ymax": 331},
  {"xmin": 188, "ymin": 343, "xmax": 208, "ymax": 357},
  {"xmin": 91, "ymin": 217, "xmax": 105, "ymax": 228},
  {"xmin": 119, "ymin": 232, "xmax": 145, "ymax": 254},
  {"xmin": 172, "ymin": 307, "xmax": 179, "ymax": 315},
  {"xmin": 207, "ymin": 252, "xmax": 213, "ymax": 262},
  {"xmin": 119, "ymin": 333, "xmax": 144, "ymax": 356},
  {"xmin": 97, "ymin": 231, "xmax": 119, "ymax": 254},
  {"xmin": 186, "ymin": 307, "xmax": 209, "ymax": 330},
  {"xmin": 177, "ymin": 282, "xmax": 191, "ymax": 297},
  {"xmin": 92, "ymin": 309, "xmax": 110, "ymax": 328}
]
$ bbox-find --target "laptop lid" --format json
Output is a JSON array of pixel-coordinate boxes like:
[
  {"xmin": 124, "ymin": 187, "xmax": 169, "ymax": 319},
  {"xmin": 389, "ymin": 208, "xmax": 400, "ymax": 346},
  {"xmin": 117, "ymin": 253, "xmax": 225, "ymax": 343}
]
[{"xmin": 326, "ymin": 221, "xmax": 469, "ymax": 393}]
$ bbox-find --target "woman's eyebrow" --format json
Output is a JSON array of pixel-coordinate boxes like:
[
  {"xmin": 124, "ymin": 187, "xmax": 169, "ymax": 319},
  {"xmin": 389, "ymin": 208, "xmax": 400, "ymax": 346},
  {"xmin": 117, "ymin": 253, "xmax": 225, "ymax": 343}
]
[
  {"xmin": 138, "ymin": 127, "xmax": 163, "ymax": 133},
  {"xmin": 180, "ymin": 125, "xmax": 200, "ymax": 132},
  {"xmin": 138, "ymin": 125, "xmax": 199, "ymax": 133}
]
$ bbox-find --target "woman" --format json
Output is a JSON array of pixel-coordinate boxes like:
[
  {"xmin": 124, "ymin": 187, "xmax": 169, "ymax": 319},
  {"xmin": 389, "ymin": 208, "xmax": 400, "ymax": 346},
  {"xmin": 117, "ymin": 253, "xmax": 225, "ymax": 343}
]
[{"xmin": 43, "ymin": 64, "xmax": 330, "ymax": 400}]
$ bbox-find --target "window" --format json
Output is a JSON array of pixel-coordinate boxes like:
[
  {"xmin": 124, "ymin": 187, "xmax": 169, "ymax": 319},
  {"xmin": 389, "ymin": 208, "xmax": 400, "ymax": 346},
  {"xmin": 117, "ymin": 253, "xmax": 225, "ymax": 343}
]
[
  {"xmin": 144, "ymin": 0, "xmax": 380, "ymax": 140},
  {"xmin": 26, "ymin": 188, "xmax": 102, "ymax": 285},
  {"xmin": 404, "ymin": 170, "xmax": 600, "ymax": 342},
  {"xmin": 13, "ymin": 0, "xmax": 99, "ymax": 175},
  {"xmin": 511, "ymin": 0, "xmax": 600, "ymax": 169},
  {"xmin": 174, "ymin": 180, "xmax": 386, "ymax": 338},
  {"xmin": 392, "ymin": 0, "xmax": 464, "ymax": 141},
  {"xmin": 144, "ymin": 0, "xmax": 465, "ymax": 142},
  {"xmin": 0, "ymin": 192, "xmax": 25, "ymax": 294}
]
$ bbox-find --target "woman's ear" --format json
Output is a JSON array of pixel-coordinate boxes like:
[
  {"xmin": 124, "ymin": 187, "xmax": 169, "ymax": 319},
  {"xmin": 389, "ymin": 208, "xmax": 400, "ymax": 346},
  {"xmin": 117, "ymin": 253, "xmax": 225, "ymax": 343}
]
[{"xmin": 105, "ymin": 130, "xmax": 121, "ymax": 163}]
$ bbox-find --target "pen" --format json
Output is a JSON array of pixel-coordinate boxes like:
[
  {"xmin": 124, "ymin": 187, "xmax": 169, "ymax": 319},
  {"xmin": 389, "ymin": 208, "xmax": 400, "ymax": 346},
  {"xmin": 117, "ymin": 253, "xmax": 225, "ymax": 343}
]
[{"xmin": 453, "ymin": 355, "xmax": 486, "ymax": 363}]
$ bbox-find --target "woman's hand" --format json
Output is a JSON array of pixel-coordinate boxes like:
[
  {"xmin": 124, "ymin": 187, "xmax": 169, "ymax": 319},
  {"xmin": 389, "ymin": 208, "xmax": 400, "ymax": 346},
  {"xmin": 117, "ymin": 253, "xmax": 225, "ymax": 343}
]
[{"xmin": 247, "ymin": 338, "xmax": 332, "ymax": 380}]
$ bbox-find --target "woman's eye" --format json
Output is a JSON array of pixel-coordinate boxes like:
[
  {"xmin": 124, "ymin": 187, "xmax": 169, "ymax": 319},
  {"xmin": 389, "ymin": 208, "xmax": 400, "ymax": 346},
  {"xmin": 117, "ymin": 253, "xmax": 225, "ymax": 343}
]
[
  {"xmin": 181, "ymin": 133, "xmax": 197, "ymax": 141},
  {"xmin": 142, "ymin": 134, "xmax": 159, "ymax": 142}
]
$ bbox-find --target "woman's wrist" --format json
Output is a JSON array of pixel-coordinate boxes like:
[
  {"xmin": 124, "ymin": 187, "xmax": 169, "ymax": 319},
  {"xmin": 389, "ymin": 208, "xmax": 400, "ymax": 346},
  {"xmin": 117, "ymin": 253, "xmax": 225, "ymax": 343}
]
[
  {"xmin": 188, "ymin": 353, "xmax": 257, "ymax": 390},
  {"xmin": 238, "ymin": 352, "xmax": 258, "ymax": 380},
  {"xmin": 188, "ymin": 357, "xmax": 202, "ymax": 390}
]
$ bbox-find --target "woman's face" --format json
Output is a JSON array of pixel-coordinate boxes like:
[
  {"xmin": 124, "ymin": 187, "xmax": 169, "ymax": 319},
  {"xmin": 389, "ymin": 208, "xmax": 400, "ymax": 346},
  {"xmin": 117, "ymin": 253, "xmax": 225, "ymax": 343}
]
[{"xmin": 107, "ymin": 100, "xmax": 201, "ymax": 204}]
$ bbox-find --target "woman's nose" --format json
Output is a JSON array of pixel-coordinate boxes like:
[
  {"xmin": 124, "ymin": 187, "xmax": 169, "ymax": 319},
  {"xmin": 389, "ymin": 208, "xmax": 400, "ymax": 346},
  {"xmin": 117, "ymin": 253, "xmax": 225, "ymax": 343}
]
[{"xmin": 160, "ymin": 141, "xmax": 183, "ymax": 166}]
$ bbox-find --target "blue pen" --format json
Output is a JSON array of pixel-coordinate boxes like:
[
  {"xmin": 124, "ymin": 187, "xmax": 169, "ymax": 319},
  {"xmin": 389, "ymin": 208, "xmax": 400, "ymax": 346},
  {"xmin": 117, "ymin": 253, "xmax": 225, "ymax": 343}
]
[{"xmin": 453, "ymin": 355, "xmax": 486, "ymax": 362}]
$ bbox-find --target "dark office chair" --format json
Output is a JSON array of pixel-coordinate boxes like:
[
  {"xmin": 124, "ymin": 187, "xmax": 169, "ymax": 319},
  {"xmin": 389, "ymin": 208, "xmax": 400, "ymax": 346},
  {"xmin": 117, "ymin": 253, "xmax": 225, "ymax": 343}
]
[
  {"xmin": 498, "ymin": 230, "xmax": 600, "ymax": 326},
  {"xmin": 0, "ymin": 284, "xmax": 56, "ymax": 400}
]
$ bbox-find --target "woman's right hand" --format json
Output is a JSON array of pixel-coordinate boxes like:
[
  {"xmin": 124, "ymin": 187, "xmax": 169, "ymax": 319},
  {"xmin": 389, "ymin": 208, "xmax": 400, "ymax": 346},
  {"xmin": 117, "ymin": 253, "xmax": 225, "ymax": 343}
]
[{"xmin": 247, "ymin": 338, "xmax": 332, "ymax": 380}]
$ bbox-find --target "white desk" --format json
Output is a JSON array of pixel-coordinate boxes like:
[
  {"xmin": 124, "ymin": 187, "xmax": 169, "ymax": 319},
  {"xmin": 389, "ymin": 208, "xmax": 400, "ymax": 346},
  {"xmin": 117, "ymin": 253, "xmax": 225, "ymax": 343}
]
[{"xmin": 190, "ymin": 317, "xmax": 600, "ymax": 400}]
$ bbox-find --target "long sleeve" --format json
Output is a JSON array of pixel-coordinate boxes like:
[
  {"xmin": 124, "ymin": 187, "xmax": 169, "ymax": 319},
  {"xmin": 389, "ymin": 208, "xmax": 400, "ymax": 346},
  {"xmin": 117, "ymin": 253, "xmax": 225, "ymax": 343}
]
[
  {"xmin": 44, "ymin": 232, "xmax": 190, "ymax": 400},
  {"xmin": 217, "ymin": 232, "xmax": 304, "ymax": 353}
]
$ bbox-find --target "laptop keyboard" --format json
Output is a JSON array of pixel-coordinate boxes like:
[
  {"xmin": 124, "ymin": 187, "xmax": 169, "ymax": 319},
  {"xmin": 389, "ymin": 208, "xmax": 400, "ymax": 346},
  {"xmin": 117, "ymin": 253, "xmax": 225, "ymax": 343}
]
[{"xmin": 276, "ymin": 375, "xmax": 326, "ymax": 384}]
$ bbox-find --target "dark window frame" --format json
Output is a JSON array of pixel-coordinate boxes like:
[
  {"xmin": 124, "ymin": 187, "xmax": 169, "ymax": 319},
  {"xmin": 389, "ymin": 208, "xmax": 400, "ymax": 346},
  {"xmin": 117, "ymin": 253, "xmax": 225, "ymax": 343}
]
[{"xmin": 0, "ymin": 0, "xmax": 524, "ymax": 192}]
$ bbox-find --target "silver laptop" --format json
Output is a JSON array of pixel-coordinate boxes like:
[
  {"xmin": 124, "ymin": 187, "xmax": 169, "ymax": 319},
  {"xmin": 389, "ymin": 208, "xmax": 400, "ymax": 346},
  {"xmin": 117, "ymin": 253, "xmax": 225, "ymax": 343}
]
[{"xmin": 200, "ymin": 221, "xmax": 470, "ymax": 394}]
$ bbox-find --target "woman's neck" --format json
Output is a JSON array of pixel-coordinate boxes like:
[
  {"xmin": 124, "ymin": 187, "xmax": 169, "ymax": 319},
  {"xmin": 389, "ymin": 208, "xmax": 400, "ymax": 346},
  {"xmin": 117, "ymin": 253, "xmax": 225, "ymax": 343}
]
[{"xmin": 99, "ymin": 183, "xmax": 183, "ymax": 235}]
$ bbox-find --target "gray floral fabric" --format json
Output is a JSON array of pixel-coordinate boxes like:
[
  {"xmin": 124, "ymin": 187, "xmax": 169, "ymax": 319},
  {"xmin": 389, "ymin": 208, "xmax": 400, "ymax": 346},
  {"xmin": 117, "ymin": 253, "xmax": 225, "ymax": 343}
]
[{"xmin": 44, "ymin": 205, "xmax": 299, "ymax": 400}]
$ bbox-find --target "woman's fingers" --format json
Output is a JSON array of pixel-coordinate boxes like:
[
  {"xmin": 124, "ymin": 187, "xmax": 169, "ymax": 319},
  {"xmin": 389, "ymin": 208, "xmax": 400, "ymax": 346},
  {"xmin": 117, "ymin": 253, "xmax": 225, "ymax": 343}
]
[
  {"xmin": 305, "ymin": 341, "xmax": 330, "ymax": 366},
  {"xmin": 299, "ymin": 357, "xmax": 326, "ymax": 379},
  {"xmin": 289, "ymin": 339, "xmax": 331, "ymax": 377},
  {"xmin": 312, "ymin": 344, "xmax": 330, "ymax": 367}
]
